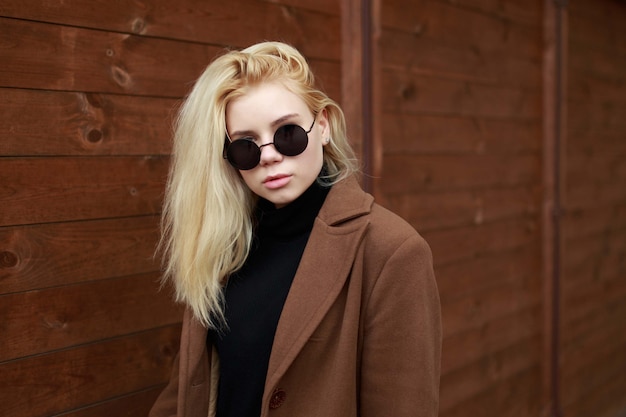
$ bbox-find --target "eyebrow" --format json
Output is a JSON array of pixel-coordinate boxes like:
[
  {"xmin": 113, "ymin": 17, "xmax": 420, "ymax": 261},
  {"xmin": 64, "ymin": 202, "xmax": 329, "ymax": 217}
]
[{"xmin": 229, "ymin": 113, "xmax": 300, "ymax": 138}]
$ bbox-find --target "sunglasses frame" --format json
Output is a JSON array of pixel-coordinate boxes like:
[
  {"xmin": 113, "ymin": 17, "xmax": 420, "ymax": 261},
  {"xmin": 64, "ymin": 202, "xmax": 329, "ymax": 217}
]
[{"xmin": 223, "ymin": 116, "xmax": 317, "ymax": 170}]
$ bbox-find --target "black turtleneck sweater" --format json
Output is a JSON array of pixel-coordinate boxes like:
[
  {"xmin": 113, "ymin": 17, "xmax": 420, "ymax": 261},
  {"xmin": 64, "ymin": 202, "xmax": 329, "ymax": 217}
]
[{"xmin": 207, "ymin": 181, "xmax": 330, "ymax": 417}]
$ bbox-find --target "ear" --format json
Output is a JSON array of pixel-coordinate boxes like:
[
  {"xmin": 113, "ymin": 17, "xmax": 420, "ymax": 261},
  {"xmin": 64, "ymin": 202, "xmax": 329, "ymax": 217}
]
[{"xmin": 317, "ymin": 108, "xmax": 331, "ymax": 145}]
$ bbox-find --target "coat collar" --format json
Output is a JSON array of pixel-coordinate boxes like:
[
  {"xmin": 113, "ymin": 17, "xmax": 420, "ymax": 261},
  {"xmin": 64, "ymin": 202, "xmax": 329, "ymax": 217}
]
[
  {"xmin": 316, "ymin": 175, "xmax": 374, "ymax": 227},
  {"xmin": 263, "ymin": 175, "xmax": 373, "ymax": 396}
]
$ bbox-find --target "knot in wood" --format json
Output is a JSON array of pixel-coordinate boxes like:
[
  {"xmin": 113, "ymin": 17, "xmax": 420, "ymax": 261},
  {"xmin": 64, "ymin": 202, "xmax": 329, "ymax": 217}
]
[
  {"xmin": 400, "ymin": 83, "xmax": 416, "ymax": 100},
  {"xmin": 87, "ymin": 128, "xmax": 103, "ymax": 143},
  {"xmin": 0, "ymin": 251, "xmax": 19, "ymax": 268},
  {"xmin": 85, "ymin": 93, "xmax": 104, "ymax": 108},
  {"xmin": 111, "ymin": 65, "xmax": 132, "ymax": 89},
  {"xmin": 131, "ymin": 17, "xmax": 146, "ymax": 34}
]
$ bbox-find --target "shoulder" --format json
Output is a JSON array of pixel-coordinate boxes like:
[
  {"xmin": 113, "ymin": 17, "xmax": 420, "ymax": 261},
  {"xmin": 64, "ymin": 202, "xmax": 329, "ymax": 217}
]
[
  {"xmin": 319, "ymin": 175, "xmax": 432, "ymax": 266},
  {"xmin": 363, "ymin": 201, "xmax": 432, "ymax": 266},
  {"xmin": 368, "ymin": 202, "xmax": 420, "ymax": 241}
]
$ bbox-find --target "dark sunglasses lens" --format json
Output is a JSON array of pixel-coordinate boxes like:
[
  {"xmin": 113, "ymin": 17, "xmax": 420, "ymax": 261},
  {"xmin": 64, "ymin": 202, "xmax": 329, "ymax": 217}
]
[
  {"xmin": 274, "ymin": 125, "xmax": 308, "ymax": 156},
  {"xmin": 227, "ymin": 139, "xmax": 261, "ymax": 170}
]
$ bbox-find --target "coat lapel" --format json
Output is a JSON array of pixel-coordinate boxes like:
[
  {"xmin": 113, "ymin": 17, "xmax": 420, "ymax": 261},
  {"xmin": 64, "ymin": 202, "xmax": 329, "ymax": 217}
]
[{"xmin": 264, "ymin": 177, "xmax": 373, "ymax": 390}]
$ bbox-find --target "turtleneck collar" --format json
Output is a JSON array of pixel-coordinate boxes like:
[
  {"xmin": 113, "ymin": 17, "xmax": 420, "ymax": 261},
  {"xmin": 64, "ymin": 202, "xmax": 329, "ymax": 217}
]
[{"xmin": 255, "ymin": 180, "xmax": 330, "ymax": 240}]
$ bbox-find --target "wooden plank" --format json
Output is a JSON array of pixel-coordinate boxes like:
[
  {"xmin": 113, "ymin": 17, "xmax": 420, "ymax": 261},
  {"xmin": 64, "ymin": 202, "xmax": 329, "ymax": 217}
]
[
  {"xmin": 381, "ymin": 69, "xmax": 540, "ymax": 119},
  {"xmin": 441, "ymin": 274, "xmax": 539, "ymax": 338},
  {"xmin": 568, "ymin": 70, "xmax": 626, "ymax": 104},
  {"xmin": 562, "ymin": 204, "xmax": 626, "ymax": 241},
  {"xmin": 561, "ymin": 293, "xmax": 626, "ymax": 350},
  {"xmin": 569, "ymin": 45, "xmax": 626, "ymax": 87},
  {"xmin": 567, "ymin": 131, "xmax": 626, "ymax": 154},
  {"xmin": 0, "ymin": 17, "xmax": 342, "ymax": 99},
  {"xmin": 0, "ymin": 17, "xmax": 219, "ymax": 97},
  {"xmin": 384, "ymin": 186, "xmax": 538, "ymax": 232},
  {"xmin": 54, "ymin": 387, "xmax": 164, "ymax": 417},
  {"xmin": 381, "ymin": 113, "xmax": 540, "ymax": 155},
  {"xmin": 561, "ymin": 267, "xmax": 626, "ymax": 339},
  {"xmin": 565, "ymin": 182, "xmax": 626, "ymax": 215},
  {"xmin": 423, "ymin": 217, "xmax": 538, "ymax": 266},
  {"xmin": 562, "ymin": 233, "xmax": 625, "ymax": 292},
  {"xmin": 380, "ymin": 154, "xmax": 539, "ymax": 194},
  {"xmin": 380, "ymin": 0, "xmax": 541, "ymax": 60},
  {"xmin": 442, "ymin": 305, "xmax": 541, "ymax": 375},
  {"xmin": 424, "ymin": 0, "xmax": 541, "ymax": 26},
  {"xmin": 440, "ymin": 338, "xmax": 540, "ymax": 414},
  {"xmin": 561, "ymin": 330, "xmax": 626, "ymax": 410},
  {"xmin": 568, "ymin": 99, "xmax": 626, "ymax": 134},
  {"xmin": 0, "ymin": 156, "xmax": 168, "ymax": 226},
  {"xmin": 379, "ymin": 26, "xmax": 541, "ymax": 89},
  {"xmin": 562, "ymin": 367, "xmax": 626, "ymax": 417},
  {"xmin": 440, "ymin": 367, "xmax": 541, "ymax": 417},
  {"xmin": 0, "ymin": 217, "xmax": 160, "ymax": 294},
  {"xmin": 0, "ymin": 272, "xmax": 183, "ymax": 362},
  {"xmin": 260, "ymin": 0, "xmax": 341, "ymax": 15},
  {"xmin": 569, "ymin": 12, "xmax": 626, "ymax": 55},
  {"xmin": 565, "ymin": 229, "xmax": 626, "ymax": 280},
  {"xmin": 568, "ymin": 0, "xmax": 626, "ymax": 45},
  {"xmin": 0, "ymin": 325, "xmax": 181, "ymax": 417},
  {"xmin": 0, "ymin": 0, "xmax": 340, "ymax": 61},
  {"xmin": 0, "ymin": 88, "xmax": 175, "ymax": 156},
  {"xmin": 436, "ymin": 245, "xmax": 539, "ymax": 302},
  {"xmin": 566, "ymin": 151, "xmax": 626, "ymax": 186},
  {"xmin": 567, "ymin": 0, "xmax": 625, "ymax": 24},
  {"xmin": 562, "ymin": 277, "xmax": 626, "ymax": 331},
  {"xmin": 570, "ymin": 69, "xmax": 626, "ymax": 100}
]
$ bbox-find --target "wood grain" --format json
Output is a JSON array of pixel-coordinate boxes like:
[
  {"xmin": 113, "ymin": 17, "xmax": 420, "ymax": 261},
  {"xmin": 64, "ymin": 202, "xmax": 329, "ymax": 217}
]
[
  {"xmin": 0, "ymin": 88, "xmax": 175, "ymax": 156},
  {"xmin": 0, "ymin": 0, "xmax": 340, "ymax": 60},
  {"xmin": 0, "ymin": 325, "xmax": 181, "ymax": 417},
  {"xmin": 55, "ymin": 387, "xmax": 165, "ymax": 417},
  {"xmin": 0, "ymin": 216, "xmax": 161, "ymax": 294},
  {"xmin": 0, "ymin": 156, "xmax": 168, "ymax": 226},
  {"xmin": 0, "ymin": 17, "xmax": 218, "ymax": 97},
  {"xmin": 560, "ymin": 1, "xmax": 626, "ymax": 415},
  {"xmin": 0, "ymin": 272, "xmax": 183, "ymax": 362},
  {"xmin": 380, "ymin": 69, "xmax": 540, "ymax": 119},
  {"xmin": 381, "ymin": 113, "xmax": 541, "ymax": 155},
  {"xmin": 380, "ymin": 154, "xmax": 539, "ymax": 194}
]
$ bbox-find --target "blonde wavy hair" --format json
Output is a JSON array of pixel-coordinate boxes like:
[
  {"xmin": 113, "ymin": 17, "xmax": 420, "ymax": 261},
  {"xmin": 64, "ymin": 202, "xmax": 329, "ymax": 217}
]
[{"xmin": 160, "ymin": 41, "xmax": 358, "ymax": 328}]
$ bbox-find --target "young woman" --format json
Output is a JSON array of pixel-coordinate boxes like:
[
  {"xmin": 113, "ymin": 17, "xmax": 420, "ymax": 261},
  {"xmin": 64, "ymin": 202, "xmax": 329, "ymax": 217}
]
[{"xmin": 150, "ymin": 41, "xmax": 441, "ymax": 417}]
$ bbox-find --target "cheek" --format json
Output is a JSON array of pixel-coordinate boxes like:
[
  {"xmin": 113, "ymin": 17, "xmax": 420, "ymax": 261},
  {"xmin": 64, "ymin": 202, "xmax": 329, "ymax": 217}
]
[
  {"xmin": 311, "ymin": 142, "xmax": 326, "ymax": 167},
  {"xmin": 238, "ymin": 171, "xmax": 257, "ymax": 190}
]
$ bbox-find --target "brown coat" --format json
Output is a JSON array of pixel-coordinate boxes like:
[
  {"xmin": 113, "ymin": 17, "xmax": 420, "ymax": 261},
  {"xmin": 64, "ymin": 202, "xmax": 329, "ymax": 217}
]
[{"xmin": 150, "ymin": 177, "xmax": 441, "ymax": 417}]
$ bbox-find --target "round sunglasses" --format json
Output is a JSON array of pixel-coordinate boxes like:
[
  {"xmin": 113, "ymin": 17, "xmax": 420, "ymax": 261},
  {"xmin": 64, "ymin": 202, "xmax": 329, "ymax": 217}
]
[{"xmin": 223, "ymin": 116, "xmax": 316, "ymax": 170}]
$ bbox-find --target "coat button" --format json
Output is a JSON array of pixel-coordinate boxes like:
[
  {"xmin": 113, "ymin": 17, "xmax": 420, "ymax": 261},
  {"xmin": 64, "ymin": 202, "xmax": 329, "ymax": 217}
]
[{"xmin": 269, "ymin": 388, "xmax": 286, "ymax": 409}]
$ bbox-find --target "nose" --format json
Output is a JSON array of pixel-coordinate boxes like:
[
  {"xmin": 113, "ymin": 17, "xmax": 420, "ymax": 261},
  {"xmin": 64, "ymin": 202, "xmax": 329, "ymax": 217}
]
[{"xmin": 258, "ymin": 141, "xmax": 283, "ymax": 166}]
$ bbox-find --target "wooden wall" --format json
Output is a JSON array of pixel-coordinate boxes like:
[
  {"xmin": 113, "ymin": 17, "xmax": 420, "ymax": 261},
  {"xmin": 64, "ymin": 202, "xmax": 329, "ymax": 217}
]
[
  {"xmin": 2, "ymin": 1, "xmax": 625, "ymax": 417},
  {"xmin": 0, "ymin": 1, "xmax": 341, "ymax": 416},
  {"xmin": 375, "ymin": 0, "xmax": 544, "ymax": 415},
  {"xmin": 561, "ymin": 0, "xmax": 626, "ymax": 416}
]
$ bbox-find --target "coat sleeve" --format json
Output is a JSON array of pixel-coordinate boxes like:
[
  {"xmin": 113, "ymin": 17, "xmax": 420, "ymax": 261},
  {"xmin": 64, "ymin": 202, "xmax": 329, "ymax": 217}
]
[
  {"xmin": 149, "ymin": 351, "xmax": 181, "ymax": 417},
  {"xmin": 360, "ymin": 233, "xmax": 441, "ymax": 417},
  {"xmin": 149, "ymin": 308, "xmax": 213, "ymax": 417}
]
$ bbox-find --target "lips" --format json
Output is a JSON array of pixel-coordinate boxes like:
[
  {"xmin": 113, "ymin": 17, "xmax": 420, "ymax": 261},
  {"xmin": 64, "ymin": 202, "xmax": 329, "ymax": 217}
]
[{"xmin": 263, "ymin": 174, "xmax": 291, "ymax": 190}]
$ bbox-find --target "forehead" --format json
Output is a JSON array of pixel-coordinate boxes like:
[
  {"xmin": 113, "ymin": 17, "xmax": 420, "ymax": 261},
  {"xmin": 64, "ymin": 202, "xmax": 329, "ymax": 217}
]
[{"xmin": 226, "ymin": 82, "xmax": 309, "ymax": 128}]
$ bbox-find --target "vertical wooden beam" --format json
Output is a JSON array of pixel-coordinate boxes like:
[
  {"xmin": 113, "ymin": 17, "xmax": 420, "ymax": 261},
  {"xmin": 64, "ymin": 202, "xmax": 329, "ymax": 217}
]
[
  {"xmin": 370, "ymin": 0, "xmax": 382, "ymax": 199},
  {"xmin": 341, "ymin": 0, "xmax": 364, "ymax": 181},
  {"xmin": 341, "ymin": 0, "xmax": 379, "ymax": 194},
  {"xmin": 542, "ymin": 0, "xmax": 567, "ymax": 416}
]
